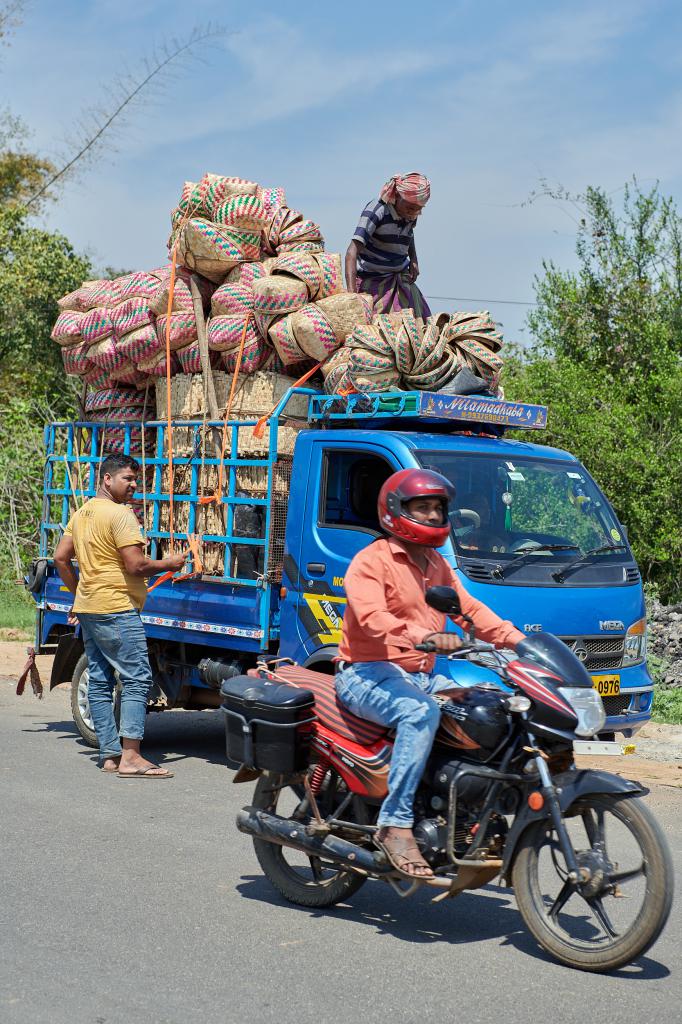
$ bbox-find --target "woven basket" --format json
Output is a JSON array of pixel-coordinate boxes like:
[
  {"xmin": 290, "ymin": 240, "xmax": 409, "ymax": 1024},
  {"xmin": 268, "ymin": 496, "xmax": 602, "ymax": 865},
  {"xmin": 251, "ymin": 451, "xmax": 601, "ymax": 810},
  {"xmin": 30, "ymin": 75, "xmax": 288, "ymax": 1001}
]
[
  {"xmin": 268, "ymin": 313, "xmax": 308, "ymax": 365},
  {"xmin": 212, "ymin": 194, "xmax": 268, "ymax": 230},
  {"xmin": 293, "ymin": 293, "xmax": 372, "ymax": 360},
  {"xmin": 279, "ymin": 219, "xmax": 323, "ymax": 246},
  {"xmin": 211, "ymin": 282, "xmax": 254, "ymax": 316},
  {"xmin": 85, "ymin": 387, "xmax": 147, "ymax": 413},
  {"xmin": 179, "ymin": 180, "xmax": 208, "ymax": 219},
  {"xmin": 57, "ymin": 286, "xmax": 91, "ymax": 313},
  {"xmin": 224, "ymin": 261, "xmax": 268, "ymax": 287},
  {"xmin": 311, "ymin": 252, "xmax": 343, "ymax": 300},
  {"xmin": 220, "ymin": 334, "xmax": 270, "ymax": 374},
  {"xmin": 264, "ymin": 206, "xmax": 291, "ymax": 254},
  {"xmin": 290, "ymin": 303, "xmax": 338, "ymax": 361},
  {"xmin": 199, "ymin": 173, "xmax": 258, "ymax": 210},
  {"xmin": 149, "ymin": 276, "xmax": 193, "ymax": 315},
  {"xmin": 252, "ymin": 276, "xmax": 308, "ymax": 335},
  {"xmin": 176, "ymin": 340, "xmax": 205, "ymax": 375},
  {"xmin": 155, "ymin": 312, "xmax": 198, "ymax": 351},
  {"xmin": 156, "ymin": 371, "xmax": 309, "ymax": 421},
  {"xmin": 138, "ymin": 349, "xmax": 180, "ymax": 378},
  {"xmin": 88, "ymin": 336, "xmax": 127, "ymax": 372},
  {"xmin": 275, "ymin": 241, "xmax": 325, "ymax": 254},
  {"xmin": 109, "ymin": 361, "xmax": 151, "ymax": 387},
  {"xmin": 118, "ymin": 271, "xmax": 163, "ymax": 302},
  {"xmin": 61, "ymin": 342, "xmax": 93, "ymax": 376},
  {"xmin": 51, "ymin": 311, "xmax": 85, "ymax": 346},
  {"xmin": 81, "ymin": 308, "xmax": 115, "ymax": 346},
  {"xmin": 111, "ymin": 298, "xmax": 154, "ymax": 340},
  {"xmin": 117, "ymin": 324, "xmax": 163, "ymax": 362},
  {"xmin": 176, "ymin": 219, "xmax": 261, "ymax": 283},
  {"xmin": 272, "ymin": 252, "xmax": 322, "ymax": 299},
  {"xmin": 83, "ymin": 365, "xmax": 111, "ymax": 388},
  {"xmin": 207, "ymin": 315, "xmax": 260, "ymax": 353}
]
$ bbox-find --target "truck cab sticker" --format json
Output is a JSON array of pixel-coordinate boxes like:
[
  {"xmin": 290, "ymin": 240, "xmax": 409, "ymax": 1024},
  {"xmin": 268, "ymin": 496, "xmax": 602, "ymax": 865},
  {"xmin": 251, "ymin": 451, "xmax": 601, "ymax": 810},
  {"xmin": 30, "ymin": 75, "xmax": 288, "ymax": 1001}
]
[{"xmin": 302, "ymin": 592, "xmax": 347, "ymax": 645}]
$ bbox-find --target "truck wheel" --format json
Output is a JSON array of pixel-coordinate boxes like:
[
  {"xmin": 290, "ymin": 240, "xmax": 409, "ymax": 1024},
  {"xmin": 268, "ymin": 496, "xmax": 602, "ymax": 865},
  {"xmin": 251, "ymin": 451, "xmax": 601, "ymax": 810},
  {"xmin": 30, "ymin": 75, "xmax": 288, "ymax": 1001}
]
[{"xmin": 70, "ymin": 654, "xmax": 121, "ymax": 749}]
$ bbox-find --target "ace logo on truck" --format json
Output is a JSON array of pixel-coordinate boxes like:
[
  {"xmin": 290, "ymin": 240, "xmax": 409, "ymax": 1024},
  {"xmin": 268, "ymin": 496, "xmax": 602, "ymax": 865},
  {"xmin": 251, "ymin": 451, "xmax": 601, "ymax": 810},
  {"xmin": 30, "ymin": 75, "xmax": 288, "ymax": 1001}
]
[{"xmin": 524, "ymin": 623, "xmax": 542, "ymax": 632}]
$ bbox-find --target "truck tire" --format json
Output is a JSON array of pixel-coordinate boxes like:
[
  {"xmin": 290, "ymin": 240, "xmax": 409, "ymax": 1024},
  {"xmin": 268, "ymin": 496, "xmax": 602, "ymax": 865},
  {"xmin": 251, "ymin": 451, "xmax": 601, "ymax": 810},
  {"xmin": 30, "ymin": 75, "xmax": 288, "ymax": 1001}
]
[{"xmin": 70, "ymin": 654, "xmax": 121, "ymax": 749}]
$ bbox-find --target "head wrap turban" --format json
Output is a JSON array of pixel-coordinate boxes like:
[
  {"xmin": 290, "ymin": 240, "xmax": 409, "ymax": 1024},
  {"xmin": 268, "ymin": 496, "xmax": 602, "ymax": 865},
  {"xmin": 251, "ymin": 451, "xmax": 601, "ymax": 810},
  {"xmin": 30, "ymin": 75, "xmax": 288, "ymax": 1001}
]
[{"xmin": 380, "ymin": 172, "xmax": 431, "ymax": 208}]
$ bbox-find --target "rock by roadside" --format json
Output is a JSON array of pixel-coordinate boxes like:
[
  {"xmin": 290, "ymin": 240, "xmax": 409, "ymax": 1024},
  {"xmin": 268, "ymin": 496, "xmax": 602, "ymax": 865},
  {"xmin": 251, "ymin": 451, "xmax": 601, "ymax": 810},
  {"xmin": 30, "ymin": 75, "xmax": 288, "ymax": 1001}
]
[{"xmin": 647, "ymin": 598, "xmax": 682, "ymax": 687}]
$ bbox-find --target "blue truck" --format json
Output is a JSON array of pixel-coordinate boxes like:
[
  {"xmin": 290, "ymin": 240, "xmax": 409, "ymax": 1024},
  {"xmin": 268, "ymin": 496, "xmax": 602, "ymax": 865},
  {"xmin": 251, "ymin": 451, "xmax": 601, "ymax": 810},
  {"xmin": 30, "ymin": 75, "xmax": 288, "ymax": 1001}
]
[{"xmin": 29, "ymin": 388, "xmax": 652, "ymax": 746}]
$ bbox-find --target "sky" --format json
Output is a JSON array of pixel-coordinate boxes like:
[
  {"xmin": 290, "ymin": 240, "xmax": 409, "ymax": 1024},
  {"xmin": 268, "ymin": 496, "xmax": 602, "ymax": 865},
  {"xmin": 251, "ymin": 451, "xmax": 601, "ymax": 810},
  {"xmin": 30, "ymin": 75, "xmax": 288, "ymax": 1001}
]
[{"xmin": 5, "ymin": 0, "xmax": 682, "ymax": 343}]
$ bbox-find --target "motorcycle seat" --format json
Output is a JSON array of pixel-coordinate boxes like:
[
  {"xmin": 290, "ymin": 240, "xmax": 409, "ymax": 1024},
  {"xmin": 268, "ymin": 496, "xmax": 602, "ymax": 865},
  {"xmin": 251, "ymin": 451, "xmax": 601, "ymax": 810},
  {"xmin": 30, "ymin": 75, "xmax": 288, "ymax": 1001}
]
[{"xmin": 248, "ymin": 664, "xmax": 391, "ymax": 746}]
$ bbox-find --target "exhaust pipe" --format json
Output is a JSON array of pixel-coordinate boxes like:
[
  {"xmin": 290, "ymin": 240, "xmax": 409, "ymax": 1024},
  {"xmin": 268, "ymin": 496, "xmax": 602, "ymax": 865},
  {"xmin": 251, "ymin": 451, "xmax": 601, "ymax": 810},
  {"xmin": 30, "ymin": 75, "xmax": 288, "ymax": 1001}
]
[{"xmin": 237, "ymin": 806, "xmax": 392, "ymax": 877}]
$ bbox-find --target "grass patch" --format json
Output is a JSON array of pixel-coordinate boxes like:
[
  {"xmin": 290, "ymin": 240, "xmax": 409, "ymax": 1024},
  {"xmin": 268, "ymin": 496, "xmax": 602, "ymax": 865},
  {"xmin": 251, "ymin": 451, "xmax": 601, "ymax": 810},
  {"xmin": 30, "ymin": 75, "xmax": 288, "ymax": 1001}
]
[
  {"xmin": 652, "ymin": 686, "xmax": 682, "ymax": 726},
  {"xmin": 0, "ymin": 584, "xmax": 36, "ymax": 639}
]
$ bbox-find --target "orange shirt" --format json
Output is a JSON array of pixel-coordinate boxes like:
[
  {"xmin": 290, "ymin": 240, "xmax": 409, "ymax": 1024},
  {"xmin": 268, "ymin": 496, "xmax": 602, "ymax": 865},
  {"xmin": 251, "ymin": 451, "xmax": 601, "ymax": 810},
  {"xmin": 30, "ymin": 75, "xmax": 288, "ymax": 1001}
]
[{"xmin": 338, "ymin": 537, "xmax": 524, "ymax": 672}]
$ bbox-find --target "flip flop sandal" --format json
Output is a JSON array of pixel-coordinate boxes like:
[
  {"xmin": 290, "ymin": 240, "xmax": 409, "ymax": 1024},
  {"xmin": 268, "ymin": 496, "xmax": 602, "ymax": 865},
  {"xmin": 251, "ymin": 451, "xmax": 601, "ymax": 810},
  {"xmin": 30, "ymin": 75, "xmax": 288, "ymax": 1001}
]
[
  {"xmin": 373, "ymin": 834, "xmax": 434, "ymax": 878},
  {"xmin": 117, "ymin": 766, "xmax": 174, "ymax": 779}
]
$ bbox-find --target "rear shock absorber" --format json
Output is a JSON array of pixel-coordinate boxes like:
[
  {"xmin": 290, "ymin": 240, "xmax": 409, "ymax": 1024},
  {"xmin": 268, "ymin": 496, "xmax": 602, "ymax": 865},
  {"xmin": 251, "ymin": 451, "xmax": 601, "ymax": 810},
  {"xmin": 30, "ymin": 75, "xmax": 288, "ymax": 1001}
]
[{"xmin": 309, "ymin": 759, "xmax": 330, "ymax": 795}]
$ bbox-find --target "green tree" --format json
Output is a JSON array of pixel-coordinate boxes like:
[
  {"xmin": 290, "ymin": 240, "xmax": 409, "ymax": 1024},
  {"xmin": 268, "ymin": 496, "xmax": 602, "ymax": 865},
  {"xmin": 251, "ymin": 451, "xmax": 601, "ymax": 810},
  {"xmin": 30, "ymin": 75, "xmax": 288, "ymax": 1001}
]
[{"xmin": 508, "ymin": 181, "xmax": 682, "ymax": 601}]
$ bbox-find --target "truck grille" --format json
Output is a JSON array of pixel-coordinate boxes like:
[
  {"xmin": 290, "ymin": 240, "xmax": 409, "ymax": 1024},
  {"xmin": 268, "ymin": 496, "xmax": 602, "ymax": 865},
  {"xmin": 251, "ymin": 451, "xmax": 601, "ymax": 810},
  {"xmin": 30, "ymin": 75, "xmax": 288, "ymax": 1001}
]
[
  {"xmin": 558, "ymin": 634, "xmax": 625, "ymax": 672},
  {"xmin": 602, "ymin": 693, "xmax": 633, "ymax": 716}
]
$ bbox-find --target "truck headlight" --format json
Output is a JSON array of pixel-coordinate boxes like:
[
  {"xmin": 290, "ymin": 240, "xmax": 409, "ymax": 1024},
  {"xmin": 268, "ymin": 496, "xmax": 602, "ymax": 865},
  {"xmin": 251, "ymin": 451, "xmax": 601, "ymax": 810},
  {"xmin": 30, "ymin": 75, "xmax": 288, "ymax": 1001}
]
[
  {"xmin": 623, "ymin": 617, "xmax": 647, "ymax": 666},
  {"xmin": 559, "ymin": 687, "xmax": 606, "ymax": 737}
]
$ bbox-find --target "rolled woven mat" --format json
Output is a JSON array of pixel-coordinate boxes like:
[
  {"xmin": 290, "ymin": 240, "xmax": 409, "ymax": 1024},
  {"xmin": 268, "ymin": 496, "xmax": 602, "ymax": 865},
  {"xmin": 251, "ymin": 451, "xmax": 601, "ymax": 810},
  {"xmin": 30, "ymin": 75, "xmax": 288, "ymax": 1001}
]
[
  {"xmin": 51, "ymin": 311, "xmax": 84, "ymax": 346},
  {"xmin": 154, "ymin": 311, "xmax": 198, "ymax": 351},
  {"xmin": 61, "ymin": 342, "xmax": 93, "ymax": 376},
  {"xmin": 79, "ymin": 279, "xmax": 120, "ymax": 310},
  {"xmin": 111, "ymin": 297, "xmax": 154, "ymax": 340},
  {"xmin": 278, "ymin": 218, "xmax": 324, "ymax": 248},
  {"xmin": 81, "ymin": 308, "xmax": 115, "ymax": 346},
  {"xmin": 88, "ymin": 336, "xmax": 127, "ymax": 372},
  {"xmin": 176, "ymin": 340, "xmax": 204, "ymax": 375},
  {"xmin": 57, "ymin": 286, "xmax": 93, "ymax": 313},
  {"xmin": 276, "ymin": 241, "xmax": 325, "ymax": 254},
  {"xmin": 83, "ymin": 365, "xmax": 111, "ymax": 388},
  {"xmin": 442, "ymin": 310, "xmax": 503, "ymax": 352},
  {"xmin": 263, "ymin": 206, "xmax": 290, "ymax": 255},
  {"xmin": 211, "ymin": 282, "xmax": 254, "ymax": 316},
  {"xmin": 346, "ymin": 324, "xmax": 402, "ymax": 392},
  {"xmin": 253, "ymin": 275, "xmax": 309, "ymax": 335},
  {"xmin": 212, "ymin": 194, "xmax": 268, "ymax": 230},
  {"xmin": 268, "ymin": 313, "xmax": 309, "ymax": 365},
  {"xmin": 321, "ymin": 347, "xmax": 353, "ymax": 393},
  {"xmin": 149, "ymin": 275, "xmax": 194, "ymax": 315},
  {"xmin": 175, "ymin": 219, "xmax": 261, "ymax": 283},
  {"xmin": 207, "ymin": 314, "xmax": 260, "ymax": 353},
  {"xmin": 117, "ymin": 324, "xmax": 163, "ymax": 362},
  {"xmin": 272, "ymin": 252, "xmax": 322, "ymax": 300},
  {"xmin": 109, "ymin": 361, "xmax": 151, "ymax": 387},
  {"xmin": 311, "ymin": 252, "xmax": 343, "ymax": 300},
  {"xmin": 119, "ymin": 271, "xmax": 164, "ymax": 302},
  {"xmin": 256, "ymin": 185, "xmax": 286, "ymax": 218}
]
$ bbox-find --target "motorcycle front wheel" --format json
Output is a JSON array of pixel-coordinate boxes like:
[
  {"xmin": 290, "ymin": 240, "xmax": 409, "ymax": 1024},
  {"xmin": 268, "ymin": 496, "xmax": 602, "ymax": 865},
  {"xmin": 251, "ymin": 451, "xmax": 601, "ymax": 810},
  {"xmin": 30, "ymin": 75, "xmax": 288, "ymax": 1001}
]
[
  {"xmin": 512, "ymin": 794, "xmax": 673, "ymax": 972},
  {"xmin": 251, "ymin": 769, "xmax": 369, "ymax": 908}
]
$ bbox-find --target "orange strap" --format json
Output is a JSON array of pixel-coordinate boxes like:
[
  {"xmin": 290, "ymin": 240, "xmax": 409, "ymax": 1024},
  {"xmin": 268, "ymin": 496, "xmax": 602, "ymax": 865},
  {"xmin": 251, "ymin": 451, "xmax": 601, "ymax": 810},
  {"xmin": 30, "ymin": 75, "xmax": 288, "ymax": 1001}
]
[
  {"xmin": 146, "ymin": 532, "xmax": 202, "ymax": 593},
  {"xmin": 164, "ymin": 244, "xmax": 179, "ymax": 551},
  {"xmin": 253, "ymin": 359, "xmax": 325, "ymax": 440},
  {"xmin": 199, "ymin": 313, "xmax": 252, "ymax": 506}
]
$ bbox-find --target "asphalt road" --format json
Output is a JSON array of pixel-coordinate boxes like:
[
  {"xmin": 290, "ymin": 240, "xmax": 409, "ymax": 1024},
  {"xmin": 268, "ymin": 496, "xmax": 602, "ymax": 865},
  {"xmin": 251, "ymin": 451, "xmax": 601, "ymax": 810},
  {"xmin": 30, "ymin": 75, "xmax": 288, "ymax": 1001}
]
[{"xmin": 1, "ymin": 680, "xmax": 680, "ymax": 1024}]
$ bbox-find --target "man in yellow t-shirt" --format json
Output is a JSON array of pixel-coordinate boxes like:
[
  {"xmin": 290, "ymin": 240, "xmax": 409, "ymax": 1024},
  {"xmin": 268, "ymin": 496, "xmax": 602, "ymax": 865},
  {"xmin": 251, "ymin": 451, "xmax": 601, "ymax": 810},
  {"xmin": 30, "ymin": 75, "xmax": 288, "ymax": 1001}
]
[{"xmin": 54, "ymin": 454, "xmax": 185, "ymax": 778}]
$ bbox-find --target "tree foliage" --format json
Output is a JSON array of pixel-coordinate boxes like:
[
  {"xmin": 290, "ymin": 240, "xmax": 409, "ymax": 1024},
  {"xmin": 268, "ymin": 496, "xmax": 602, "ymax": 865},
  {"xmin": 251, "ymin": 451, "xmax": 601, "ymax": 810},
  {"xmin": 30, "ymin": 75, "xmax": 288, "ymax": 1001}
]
[{"xmin": 508, "ymin": 181, "xmax": 682, "ymax": 601}]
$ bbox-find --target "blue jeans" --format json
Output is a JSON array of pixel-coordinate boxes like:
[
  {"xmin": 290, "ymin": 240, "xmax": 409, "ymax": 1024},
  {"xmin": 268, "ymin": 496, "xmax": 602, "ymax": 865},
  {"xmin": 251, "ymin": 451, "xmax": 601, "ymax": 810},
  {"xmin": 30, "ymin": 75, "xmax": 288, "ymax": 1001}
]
[
  {"xmin": 78, "ymin": 610, "xmax": 153, "ymax": 764},
  {"xmin": 335, "ymin": 662, "xmax": 455, "ymax": 828}
]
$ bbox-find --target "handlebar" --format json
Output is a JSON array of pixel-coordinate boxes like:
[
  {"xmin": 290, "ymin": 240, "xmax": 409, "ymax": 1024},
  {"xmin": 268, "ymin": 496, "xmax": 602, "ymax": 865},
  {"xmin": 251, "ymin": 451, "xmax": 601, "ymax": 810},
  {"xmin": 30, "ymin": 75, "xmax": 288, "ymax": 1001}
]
[{"xmin": 415, "ymin": 640, "xmax": 497, "ymax": 656}]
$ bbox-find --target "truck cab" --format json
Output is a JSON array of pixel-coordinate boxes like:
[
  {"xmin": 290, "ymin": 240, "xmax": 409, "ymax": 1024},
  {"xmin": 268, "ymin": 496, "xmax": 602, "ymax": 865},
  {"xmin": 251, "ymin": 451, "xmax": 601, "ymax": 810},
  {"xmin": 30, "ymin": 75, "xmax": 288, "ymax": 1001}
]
[{"xmin": 33, "ymin": 389, "xmax": 652, "ymax": 741}]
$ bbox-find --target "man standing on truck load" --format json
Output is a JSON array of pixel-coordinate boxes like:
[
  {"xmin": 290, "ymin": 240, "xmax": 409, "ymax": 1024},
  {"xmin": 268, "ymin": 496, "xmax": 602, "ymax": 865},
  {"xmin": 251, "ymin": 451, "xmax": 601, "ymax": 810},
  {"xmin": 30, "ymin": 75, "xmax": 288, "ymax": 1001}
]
[
  {"xmin": 345, "ymin": 172, "xmax": 432, "ymax": 317},
  {"xmin": 335, "ymin": 469, "xmax": 524, "ymax": 878},
  {"xmin": 54, "ymin": 454, "xmax": 185, "ymax": 779}
]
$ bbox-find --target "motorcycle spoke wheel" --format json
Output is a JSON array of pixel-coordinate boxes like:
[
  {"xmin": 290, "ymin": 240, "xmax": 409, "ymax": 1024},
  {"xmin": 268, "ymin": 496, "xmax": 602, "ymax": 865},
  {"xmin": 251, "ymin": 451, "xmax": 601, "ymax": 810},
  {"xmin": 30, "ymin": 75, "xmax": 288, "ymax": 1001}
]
[
  {"xmin": 250, "ymin": 770, "xmax": 370, "ymax": 909},
  {"xmin": 512, "ymin": 794, "xmax": 674, "ymax": 972}
]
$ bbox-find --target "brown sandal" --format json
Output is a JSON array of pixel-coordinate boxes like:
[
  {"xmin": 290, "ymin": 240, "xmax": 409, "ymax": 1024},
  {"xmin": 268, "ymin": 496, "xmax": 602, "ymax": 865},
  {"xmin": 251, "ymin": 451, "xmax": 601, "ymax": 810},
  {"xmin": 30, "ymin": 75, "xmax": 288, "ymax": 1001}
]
[{"xmin": 374, "ymin": 830, "xmax": 434, "ymax": 878}]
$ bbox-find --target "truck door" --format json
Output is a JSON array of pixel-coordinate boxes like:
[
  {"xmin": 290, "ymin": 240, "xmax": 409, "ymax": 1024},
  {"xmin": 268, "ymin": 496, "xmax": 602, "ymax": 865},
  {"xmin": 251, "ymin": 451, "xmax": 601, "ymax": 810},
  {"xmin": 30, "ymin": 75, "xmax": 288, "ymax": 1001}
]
[{"xmin": 291, "ymin": 443, "xmax": 399, "ymax": 661}]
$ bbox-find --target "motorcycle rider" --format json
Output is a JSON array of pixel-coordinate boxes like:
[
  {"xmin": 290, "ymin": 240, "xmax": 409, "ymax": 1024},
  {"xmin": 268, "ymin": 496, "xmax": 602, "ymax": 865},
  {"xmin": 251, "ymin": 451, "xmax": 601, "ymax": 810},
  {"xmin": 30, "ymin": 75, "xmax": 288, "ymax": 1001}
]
[{"xmin": 335, "ymin": 469, "xmax": 524, "ymax": 878}]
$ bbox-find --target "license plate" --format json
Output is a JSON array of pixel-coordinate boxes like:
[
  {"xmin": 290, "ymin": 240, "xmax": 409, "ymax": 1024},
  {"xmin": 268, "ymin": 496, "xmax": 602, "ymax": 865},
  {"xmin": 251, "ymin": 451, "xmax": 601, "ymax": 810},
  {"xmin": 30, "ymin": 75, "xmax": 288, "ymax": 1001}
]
[{"xmin": 592, "ymin": 674, "xmax": 621, "ymax": 697}]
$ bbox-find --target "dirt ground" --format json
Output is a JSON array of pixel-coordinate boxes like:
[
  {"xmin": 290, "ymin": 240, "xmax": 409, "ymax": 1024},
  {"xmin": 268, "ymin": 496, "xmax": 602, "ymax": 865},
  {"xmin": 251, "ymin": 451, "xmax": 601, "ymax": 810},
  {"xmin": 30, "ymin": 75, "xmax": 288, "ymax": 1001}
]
[{"xmin": 2, "ymin": 640, "xmax": 680, "ymax": 787}]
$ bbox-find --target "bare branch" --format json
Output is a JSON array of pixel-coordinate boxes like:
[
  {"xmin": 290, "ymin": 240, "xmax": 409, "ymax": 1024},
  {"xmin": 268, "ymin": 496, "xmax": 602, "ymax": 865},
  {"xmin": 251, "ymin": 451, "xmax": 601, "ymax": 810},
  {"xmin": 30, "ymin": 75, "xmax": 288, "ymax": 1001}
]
[{"xmin": 26, "ymin": 23, "xmax": 229, "ymax": 208}]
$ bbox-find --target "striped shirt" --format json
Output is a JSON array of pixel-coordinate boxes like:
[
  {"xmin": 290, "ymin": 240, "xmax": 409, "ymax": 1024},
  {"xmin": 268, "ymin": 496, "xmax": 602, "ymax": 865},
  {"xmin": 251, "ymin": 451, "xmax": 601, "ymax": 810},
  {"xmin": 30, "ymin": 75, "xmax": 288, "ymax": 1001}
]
[{"xmin": 352, "ymin": 199, "xmax": 415, "ymax": 275}]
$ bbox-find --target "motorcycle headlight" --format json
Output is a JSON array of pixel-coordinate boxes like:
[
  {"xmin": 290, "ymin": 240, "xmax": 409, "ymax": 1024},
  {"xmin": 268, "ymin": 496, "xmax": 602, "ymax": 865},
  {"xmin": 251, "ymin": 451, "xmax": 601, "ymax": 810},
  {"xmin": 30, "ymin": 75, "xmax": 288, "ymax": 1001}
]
[
  {"xmin": 559, "ymin": 687, "xmax": 606, "ymax": 737},
  {"xmin": 623, "ymin": 617, "xmax": 647, "ymax": 666}
]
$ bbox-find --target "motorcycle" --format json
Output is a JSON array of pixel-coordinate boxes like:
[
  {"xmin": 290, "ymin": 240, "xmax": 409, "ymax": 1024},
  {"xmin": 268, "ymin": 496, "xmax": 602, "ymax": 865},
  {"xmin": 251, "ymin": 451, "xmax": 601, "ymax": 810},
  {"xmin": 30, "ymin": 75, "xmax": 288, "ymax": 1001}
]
[{"xmin": 229, "ymin": 586, "xmax": 673, "ymax": 972}]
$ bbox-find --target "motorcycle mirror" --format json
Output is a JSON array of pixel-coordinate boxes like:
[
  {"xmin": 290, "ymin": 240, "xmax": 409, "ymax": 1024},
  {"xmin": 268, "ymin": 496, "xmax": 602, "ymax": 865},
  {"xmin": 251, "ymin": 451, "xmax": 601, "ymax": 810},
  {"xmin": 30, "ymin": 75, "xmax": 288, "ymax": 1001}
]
[{"xmin": 425, "ymin": 586, "xmax": 462, "ymax": 614}]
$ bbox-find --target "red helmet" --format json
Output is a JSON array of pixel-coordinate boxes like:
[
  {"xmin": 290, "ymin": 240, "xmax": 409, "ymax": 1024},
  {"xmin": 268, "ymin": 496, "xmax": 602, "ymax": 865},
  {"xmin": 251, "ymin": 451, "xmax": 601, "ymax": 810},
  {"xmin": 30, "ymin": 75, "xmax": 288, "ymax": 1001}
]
[{"xmin": 378, "ymin": 469, "xmax": 455, "ymax": 547}]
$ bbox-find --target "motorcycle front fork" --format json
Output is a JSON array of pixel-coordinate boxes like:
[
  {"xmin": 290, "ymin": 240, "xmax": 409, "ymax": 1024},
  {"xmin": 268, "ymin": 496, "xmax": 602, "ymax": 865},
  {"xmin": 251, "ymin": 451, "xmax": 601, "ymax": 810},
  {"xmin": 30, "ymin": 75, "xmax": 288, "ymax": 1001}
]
[{"xmin": 533, "ymin": 752, "xmax": 582, "ymax": 883}]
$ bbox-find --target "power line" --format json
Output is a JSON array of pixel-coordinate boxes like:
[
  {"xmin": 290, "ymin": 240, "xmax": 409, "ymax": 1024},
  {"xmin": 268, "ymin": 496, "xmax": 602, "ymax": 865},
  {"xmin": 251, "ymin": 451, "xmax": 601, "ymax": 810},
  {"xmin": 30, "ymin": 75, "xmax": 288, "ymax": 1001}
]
[{"xmin": 425, "ymin": 294, "xmax": 536, "ymax": 307}]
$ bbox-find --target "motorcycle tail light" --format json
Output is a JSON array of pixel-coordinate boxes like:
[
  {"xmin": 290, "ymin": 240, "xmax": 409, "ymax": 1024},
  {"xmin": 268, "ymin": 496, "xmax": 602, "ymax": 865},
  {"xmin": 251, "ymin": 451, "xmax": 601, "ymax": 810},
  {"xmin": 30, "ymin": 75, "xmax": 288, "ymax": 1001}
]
[{"xmin": 560, "ymin": 687, "xmax": 606, "ymax": 737}]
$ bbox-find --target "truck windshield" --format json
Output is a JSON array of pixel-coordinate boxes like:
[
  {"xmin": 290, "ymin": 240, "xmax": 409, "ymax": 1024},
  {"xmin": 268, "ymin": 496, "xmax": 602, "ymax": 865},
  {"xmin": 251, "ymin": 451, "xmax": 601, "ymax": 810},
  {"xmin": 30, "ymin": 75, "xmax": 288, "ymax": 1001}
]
[{"xmin": 417, "ymin": 453, "xmax": 629, "ymax": 565}]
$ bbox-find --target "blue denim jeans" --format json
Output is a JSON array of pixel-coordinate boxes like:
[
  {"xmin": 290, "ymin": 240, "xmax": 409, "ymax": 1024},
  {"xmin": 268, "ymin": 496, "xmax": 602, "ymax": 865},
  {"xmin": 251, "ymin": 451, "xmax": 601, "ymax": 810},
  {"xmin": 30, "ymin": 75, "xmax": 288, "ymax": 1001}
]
[
  {"xmin": 335, "ymin": 662, "xmax": 455, "ymax": 828},
  {"xmin": 78, "ymin": 610, "xmax": 153, "ymax": 764}
]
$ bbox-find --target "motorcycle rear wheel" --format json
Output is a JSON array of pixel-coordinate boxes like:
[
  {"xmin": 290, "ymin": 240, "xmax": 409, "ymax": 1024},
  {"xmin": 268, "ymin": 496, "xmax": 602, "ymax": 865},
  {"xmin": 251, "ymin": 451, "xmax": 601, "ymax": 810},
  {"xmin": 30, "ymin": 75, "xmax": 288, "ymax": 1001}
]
[
  {"xmin": 251, "ymin": 770, "xmax": 369, "ymax": 908},
  {"xmin": 513, "ymin": 794, "xmax": 673, "ymax": 972}
]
